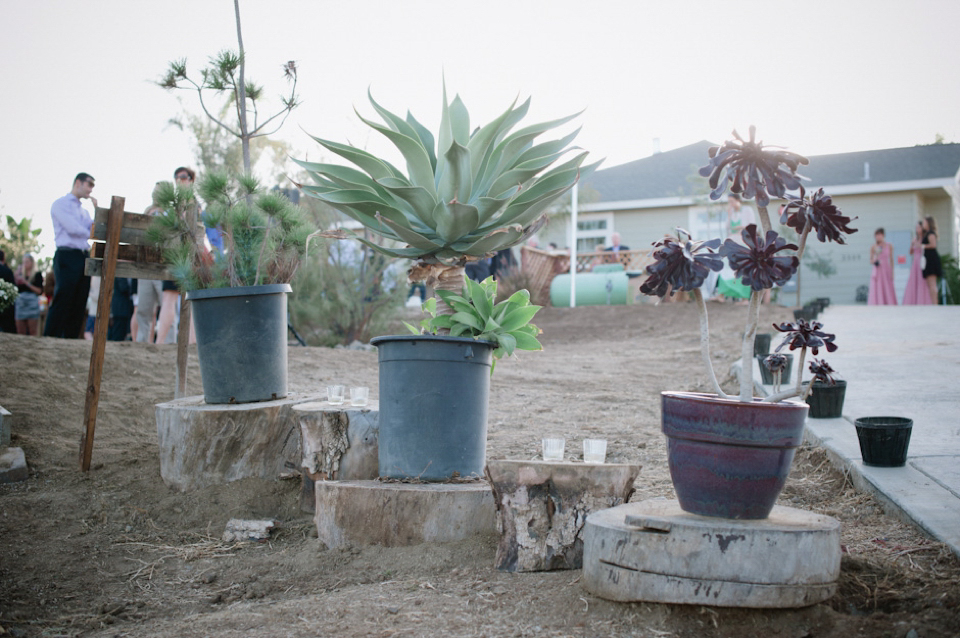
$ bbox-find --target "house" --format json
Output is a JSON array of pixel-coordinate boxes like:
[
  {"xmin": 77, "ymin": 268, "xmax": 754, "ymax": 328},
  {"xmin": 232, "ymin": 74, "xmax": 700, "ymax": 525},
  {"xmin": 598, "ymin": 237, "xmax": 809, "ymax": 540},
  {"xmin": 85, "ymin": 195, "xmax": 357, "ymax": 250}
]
[{"xmin": 541, "ymin": 142, "xmax": 960, "ymax": 304}]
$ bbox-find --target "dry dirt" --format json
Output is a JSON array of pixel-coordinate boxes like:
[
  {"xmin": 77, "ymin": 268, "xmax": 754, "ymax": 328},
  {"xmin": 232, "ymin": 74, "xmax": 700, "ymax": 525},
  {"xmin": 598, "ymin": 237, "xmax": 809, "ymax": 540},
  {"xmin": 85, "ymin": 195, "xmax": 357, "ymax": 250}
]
[{"xmin": 2, "ymin": 302, "xmax": 958, "ymax": 638}]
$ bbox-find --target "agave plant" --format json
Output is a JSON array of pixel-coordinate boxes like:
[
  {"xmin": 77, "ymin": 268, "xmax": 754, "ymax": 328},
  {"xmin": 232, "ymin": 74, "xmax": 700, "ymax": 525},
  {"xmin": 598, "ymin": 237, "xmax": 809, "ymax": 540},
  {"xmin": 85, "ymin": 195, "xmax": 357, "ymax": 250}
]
[
  {"xmin": 295, "ymin": 87, "xmax": 600, "ymax": 297},
  {"xmin": 407, "ymin": 276, "xmax": 542, "ymax": 373},
  {"xmin": 640, "ymin": 128, "xmax": 857, "ymax": 403}
]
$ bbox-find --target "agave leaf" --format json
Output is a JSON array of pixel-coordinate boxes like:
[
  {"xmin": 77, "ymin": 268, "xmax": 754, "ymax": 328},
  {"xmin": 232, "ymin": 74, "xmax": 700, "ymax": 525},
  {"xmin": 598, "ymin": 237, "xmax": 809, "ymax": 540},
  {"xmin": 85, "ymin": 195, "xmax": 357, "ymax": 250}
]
[
  {"xmin": 451, "ymin": 226, "xmax": 524, "ymax": 256},
  {"xmin": 435, "ymin": 199, "xmax": 480, "ymax": 244},
  {"xmin": 356, "ymin": 110, "xmax": 435, "ymax": 191},
  {"xmin": 376, "ymin": 214, "xmax": 445, "ymax": 252},
  {"xmin": 467, "ymin": 277, "xmax": 493, "ymax": 321},
  {"xmin": 498, "ymin": 305, "xmax": 541, "ymax": 333},
  {"xmin": 438, "ymin": 140, "xmax": 473, "ymax": 205},
  {"xmin": 512, "ymin": 330, "xmax": 543, "ymax": 351},
  {"xmin": 292, "ymin": 159, "xmax": 383, "ymax": 194},
  {"xmin": 299, "ymin": 185, "xmax": 394, "ymax": 237},
  {"xmin": 495, "ymin": 331, "xmax": 517, "ymax": 356},
  {"xmin": 450, "ymin": 323, "xmax": 471, "ymax": 337},
  {"xmin": 422, "ymin": 297, "xmax": 437, "ymax": 315},
  {"xmin": 448, "ymin": 94, "xmax": 470, "ymax": 146},
  {"xmin": 503, "ymin": 289, "xmax": 531, "ymax": 306},
  {"xmin": 475, "ymin": 190, "xmax": 519, "ymax": 227},
  {"xmin": 306, "ymin": 133, "xmax": 402, "ymax": 181},
  {"xmin": 350, "ymin": 232, "xmax": 431, "ymax": 259},
  {"xmin": 429, "ymin": 314, "xmax": 455, "ymax": 331},
  {"xmin": 450, "ymin": 311, "xmax": 482, "ymax": 331},
  {"xmin": 402, "ymin": 320, "xmax": 420, "ymax": 335},
  {"xmin": 376, "ymin": 177, "xmax": 438, "ymax": 228},
  {"xmin": 467, "ymin": 96, "xmax": 529, "ymax": 179},
  {"xmin": 405, "ymin": 111, "xmax": 437, "ymax": 172},
  {"xmin": 312, "ymin": 189, "xmax": 417, "ymax": 233},
  {"xmin": 514, "ymin": 127, "xmax": 582, "ymax": 166}
]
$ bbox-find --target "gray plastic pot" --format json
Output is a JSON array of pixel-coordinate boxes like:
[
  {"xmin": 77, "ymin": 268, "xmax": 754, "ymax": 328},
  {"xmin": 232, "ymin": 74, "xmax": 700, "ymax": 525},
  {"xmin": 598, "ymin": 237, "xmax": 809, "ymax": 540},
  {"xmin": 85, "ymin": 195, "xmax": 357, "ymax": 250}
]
[
  {"xmin": 186, "ymin": 283, "xmax": 291, "ymax": 404},
  {"xmin": 371, "ymin": 335, "xmax": 494, "ymax": 481}
]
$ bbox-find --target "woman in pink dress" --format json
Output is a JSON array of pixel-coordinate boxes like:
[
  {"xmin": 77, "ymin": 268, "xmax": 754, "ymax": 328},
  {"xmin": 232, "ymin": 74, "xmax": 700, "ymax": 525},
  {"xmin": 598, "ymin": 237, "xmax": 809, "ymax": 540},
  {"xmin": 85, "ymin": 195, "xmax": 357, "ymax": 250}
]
[
  {"xmin": 902, "ymin": 222, "xmax": 932, "ymax": 304},
  {"xmin": 868, "ymin": 228, "xmax": 897, "ymax": 305}
]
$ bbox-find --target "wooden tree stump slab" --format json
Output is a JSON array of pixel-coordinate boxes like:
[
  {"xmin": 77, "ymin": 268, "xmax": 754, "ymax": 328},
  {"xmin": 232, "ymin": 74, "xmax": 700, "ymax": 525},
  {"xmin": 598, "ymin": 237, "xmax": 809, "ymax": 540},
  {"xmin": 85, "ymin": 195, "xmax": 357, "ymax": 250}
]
[
  {"xmin": 156, "ymin": 394, "xmax": 319, "ymax": 491},
  {"xmin": 293, "ymin": 401, "xmax": 380, "ymax": 513},
  {"xmin": 485, "ymin": 460, "xmax": 641, "ymax": 572},
  {"xmin": 314, "ymin": 480, "xmax": 496, "ymax": 549},
  {"xmin": 582, "ymin": 499, "xmax": 841, "ymax": 608}
]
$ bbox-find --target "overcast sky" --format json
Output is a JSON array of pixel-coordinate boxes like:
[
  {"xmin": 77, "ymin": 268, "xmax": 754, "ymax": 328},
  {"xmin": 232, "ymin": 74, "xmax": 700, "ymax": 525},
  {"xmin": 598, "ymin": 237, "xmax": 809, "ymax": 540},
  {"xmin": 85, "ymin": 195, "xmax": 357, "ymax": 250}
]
[{"xmin": 2, "ymin": 0, "xmax": 958, "ymax": 260}]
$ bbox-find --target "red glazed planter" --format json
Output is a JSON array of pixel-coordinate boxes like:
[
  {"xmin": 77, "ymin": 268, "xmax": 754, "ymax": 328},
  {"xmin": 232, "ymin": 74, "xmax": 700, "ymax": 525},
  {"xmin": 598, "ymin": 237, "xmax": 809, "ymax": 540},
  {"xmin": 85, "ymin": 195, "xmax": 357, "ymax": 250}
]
[{"xmin": 661, "ymin": 391, "xmax": 809, "ymax": 520}]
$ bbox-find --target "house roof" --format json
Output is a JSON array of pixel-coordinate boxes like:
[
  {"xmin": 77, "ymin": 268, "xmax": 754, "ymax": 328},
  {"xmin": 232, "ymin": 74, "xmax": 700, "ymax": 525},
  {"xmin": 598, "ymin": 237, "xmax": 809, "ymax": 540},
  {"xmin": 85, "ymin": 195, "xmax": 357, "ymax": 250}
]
[{"xmin": 581, "ymin": 141, "xmax": 960, "ymax": 204}]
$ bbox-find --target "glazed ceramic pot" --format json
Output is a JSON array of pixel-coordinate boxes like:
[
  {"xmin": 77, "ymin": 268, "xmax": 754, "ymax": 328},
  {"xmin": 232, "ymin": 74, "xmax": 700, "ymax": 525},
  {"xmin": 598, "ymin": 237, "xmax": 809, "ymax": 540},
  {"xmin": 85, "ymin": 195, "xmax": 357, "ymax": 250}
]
[{"xmin": 661, "ymin": 391, "xmax": 809, "ymax": 520}]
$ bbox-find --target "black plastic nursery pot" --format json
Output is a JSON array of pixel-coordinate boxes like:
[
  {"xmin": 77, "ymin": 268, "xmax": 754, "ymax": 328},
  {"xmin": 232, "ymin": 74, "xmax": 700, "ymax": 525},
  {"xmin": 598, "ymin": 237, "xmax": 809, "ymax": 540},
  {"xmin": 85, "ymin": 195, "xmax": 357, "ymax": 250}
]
[
  {"xmin": 754, "ymin": 333, "xmax": 773, "ymax": 357},
  {"xmin": 757, "ymin": 353, "xmax": 793, "ymax": 386},
  {"xmin": 805, "ymin": 380, "xmax": 847, "ymax": 418},
  {"xmin": 186, "ymin": 283, "xmax": 291, "ymax": 404},
  {"xmin": 855, "ymin": 417, "xmax": 912, "ymax": 467},
  {"xmin": 371, "ymin": 335, "xmax": 494, "ymax": 481}
]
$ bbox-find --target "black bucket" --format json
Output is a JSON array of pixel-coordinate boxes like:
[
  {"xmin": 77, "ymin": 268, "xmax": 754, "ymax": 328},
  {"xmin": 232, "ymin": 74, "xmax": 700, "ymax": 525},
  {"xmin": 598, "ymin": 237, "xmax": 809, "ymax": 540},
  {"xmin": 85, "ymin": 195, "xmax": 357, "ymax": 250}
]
[
  {"xmin": 806, "ymin": 380, "xmax": 847, "ymax": 418},
  {"xmin": 186, "ymin": 284, "xmax": 290, "ymax": 404},
  {"xmin": 371, "ymin": 335, "xmax": 494, "ymax": 481},
  {"xmin": 757, "ymin": 353, "xmax": 793, "ymax": 385},
  {"xmin": 855, "ymin": 417, "xmax": 913, "ymax": 467},
  {"xmin": 754, "ymin": 333, "xmax": 773, "ymax": 357}
]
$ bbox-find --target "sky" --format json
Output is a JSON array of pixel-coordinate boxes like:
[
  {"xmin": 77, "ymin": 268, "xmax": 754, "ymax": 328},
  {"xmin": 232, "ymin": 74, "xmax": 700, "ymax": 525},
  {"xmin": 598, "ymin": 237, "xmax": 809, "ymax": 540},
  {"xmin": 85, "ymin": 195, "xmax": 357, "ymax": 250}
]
[{"xmin": 2, "ymin": 0, "xmax": 959, "ymax": 261}]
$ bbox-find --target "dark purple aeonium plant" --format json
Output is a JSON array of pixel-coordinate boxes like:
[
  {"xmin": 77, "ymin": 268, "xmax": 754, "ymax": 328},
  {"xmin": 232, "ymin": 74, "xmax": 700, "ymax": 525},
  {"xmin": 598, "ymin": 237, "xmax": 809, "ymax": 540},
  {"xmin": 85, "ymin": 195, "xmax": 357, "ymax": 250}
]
[
  {"xmin": 772, "ymin": 319, "xmax": 838, "ymax": 400},
  {"xmin": 640, "ymin": 128, "xmax": 857, "ymax": 403}
]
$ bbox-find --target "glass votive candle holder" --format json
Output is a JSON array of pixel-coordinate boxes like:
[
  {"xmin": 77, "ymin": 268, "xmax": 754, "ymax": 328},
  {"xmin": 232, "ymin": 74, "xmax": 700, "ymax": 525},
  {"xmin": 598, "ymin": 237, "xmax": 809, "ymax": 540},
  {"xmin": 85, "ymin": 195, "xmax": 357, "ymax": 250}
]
[
  {"xmin": 350, "ymin": 386, "xmax": 369, "ymax": 406},
  {"xmin": 326, "ymin": 385, "xmax": 345, "ymax": 405},
  {"xmin": 583, "ymin": 439, "xmax": 607, "ymax": 464},
  {"xmin": 542, "ymin": 437, "xmax": 565, "ymax": 462}
]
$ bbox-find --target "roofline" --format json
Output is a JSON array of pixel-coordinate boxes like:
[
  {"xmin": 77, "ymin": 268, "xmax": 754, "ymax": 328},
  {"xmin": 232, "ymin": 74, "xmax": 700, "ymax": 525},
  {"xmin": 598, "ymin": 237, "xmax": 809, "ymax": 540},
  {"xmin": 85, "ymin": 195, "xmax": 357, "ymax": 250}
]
[{"xmin": 578, "ymin": 177, "xmax": 955, "ymax": 212}]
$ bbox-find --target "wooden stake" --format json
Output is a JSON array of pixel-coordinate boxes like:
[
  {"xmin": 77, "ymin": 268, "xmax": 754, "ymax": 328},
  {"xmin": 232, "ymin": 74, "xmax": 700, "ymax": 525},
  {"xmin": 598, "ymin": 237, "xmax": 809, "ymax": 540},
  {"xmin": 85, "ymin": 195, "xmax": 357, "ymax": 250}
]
[{"xmin": 80, "ymin": 196, "xmax": 125, "ymax": 471}]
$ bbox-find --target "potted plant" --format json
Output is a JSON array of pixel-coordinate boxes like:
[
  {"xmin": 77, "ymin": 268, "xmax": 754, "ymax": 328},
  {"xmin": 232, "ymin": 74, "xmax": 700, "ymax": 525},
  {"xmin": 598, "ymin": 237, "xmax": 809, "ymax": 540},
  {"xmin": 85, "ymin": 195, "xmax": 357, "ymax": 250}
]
[
  {"xmin": 801, "ymin": 357, "xmax": 846, "ymax": 419},
  {"xmin": 149, "ymin": 174, "xmax": 310, "ymax": 404},
  {"xmin": 639, "ymin": 127, "xmax": 857, "ymax": 519},
  {"xmin": 296, "ymin": 87, "xmax": 598, "ymax": 480}
]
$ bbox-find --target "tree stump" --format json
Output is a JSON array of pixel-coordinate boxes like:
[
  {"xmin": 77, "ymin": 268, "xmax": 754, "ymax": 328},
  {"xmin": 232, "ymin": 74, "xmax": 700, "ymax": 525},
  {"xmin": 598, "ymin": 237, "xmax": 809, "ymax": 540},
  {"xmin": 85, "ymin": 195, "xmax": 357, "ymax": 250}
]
[
  {"xmin": 485, "ymin": 460, "xmax": 641, "ymax": 572},
  {"xmin": 314, "ymin": 480, "xmax": 496, "ymax": 548},
  {"xmin": 155, "ymin": 394, "xmax": 318, "ymax": 491},
  {"xmin": 293, "ymin": 401, "xmax": 380, "ymax": 513}
]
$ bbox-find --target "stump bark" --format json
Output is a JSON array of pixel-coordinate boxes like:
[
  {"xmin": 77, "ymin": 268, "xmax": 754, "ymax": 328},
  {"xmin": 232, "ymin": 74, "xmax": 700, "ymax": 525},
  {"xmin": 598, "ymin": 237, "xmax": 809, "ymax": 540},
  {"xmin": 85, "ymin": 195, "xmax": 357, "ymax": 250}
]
[
  {"xmin": 155, "ymin": 394, "xmax": 317, "ymax": 491},
  {"xmin": 485, "ymin": 460, "xmax": 641, "ymax": 572},
  {"xmin": 293, "ymin": 401, "xmax": 379, "ymax": 513}
]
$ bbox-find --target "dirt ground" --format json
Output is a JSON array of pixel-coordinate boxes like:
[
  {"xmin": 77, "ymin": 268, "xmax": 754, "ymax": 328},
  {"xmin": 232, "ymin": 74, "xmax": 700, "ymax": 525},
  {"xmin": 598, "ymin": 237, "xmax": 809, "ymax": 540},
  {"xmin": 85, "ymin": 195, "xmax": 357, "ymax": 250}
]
[{"xmin": 2, "ymin": 302, "xmax": 958, "ymax": 638}]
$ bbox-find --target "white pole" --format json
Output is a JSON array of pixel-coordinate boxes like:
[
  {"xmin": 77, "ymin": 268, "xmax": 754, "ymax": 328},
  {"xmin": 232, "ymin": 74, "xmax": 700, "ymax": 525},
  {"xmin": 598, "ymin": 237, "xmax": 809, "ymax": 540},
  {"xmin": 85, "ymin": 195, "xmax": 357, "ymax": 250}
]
[{"xmin": 570, "ymin": 183, "xmax": 578, "ymax": 308}]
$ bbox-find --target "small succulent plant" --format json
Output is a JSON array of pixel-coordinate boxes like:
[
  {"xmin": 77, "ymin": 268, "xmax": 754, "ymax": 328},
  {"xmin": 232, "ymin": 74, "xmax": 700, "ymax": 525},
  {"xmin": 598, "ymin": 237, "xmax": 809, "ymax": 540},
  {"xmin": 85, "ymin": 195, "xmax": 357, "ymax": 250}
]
[{"xmin": 640, "ymin": 128, "xmax": 856, "ymax": 403}]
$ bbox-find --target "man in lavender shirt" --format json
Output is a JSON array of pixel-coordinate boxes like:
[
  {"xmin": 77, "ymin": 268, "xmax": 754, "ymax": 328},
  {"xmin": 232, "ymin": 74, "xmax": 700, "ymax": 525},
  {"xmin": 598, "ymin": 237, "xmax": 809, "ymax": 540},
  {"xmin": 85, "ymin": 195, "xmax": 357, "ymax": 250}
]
[{"xmin": 44, "ymin": 173, "xmax": 97, "ymax": 338}]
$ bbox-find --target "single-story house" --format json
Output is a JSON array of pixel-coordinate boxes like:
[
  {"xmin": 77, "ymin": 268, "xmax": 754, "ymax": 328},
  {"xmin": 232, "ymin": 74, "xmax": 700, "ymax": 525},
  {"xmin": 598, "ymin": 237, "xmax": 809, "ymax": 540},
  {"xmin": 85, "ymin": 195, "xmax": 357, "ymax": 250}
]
[{"xmin": 540, "ymin": 141, "xmax": 960, "ymax": 304}]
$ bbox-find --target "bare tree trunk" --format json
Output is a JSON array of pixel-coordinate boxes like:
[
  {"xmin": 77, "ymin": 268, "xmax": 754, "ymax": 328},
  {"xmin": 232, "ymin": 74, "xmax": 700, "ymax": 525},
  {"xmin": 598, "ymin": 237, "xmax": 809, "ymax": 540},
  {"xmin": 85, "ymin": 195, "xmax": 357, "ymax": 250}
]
[{"xmin": 234, "ymin": 0, "xmax": 251, "ymax": 176}]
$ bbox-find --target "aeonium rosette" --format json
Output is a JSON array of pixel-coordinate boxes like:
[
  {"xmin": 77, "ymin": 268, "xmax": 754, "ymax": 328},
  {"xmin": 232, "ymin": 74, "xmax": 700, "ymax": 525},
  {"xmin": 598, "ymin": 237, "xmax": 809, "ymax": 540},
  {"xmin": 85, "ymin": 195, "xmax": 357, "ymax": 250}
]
[{"xmin": 639, "ymin": 127, "xmax": 857, "ymax": 403}]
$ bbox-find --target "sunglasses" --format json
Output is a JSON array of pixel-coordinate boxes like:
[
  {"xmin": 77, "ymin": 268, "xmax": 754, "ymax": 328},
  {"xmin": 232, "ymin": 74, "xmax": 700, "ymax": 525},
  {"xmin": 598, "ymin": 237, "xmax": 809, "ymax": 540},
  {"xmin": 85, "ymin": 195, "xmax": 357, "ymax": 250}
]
[{"xmin": 175, "ymin": 173, "xmax": 192, "ymax": 180}]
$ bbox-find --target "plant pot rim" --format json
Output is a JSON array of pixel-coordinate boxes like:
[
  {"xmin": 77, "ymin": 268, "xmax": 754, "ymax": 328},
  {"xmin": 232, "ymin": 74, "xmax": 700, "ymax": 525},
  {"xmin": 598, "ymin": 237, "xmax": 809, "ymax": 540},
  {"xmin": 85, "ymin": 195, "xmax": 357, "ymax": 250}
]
[
  {"xmin": 661, "ymin": 390, "xmax": 808, "ymax": 410},
  {"xmin": 807, "ymin": 379, "xmax": 847, "ymax": 387},
  {"xmin": 371, "ymin": 334, "xmax": 496, "ymax": 348},
  {"xmin": 186, "ymin": 283, "xmax": 292, "ymax": 301}
]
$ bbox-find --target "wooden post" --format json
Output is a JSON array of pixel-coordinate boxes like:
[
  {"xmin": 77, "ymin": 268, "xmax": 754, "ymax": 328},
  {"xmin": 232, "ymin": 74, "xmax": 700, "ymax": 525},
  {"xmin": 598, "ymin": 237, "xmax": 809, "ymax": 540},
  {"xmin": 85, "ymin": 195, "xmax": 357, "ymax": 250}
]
[
  {"xmin": 80, "ymin": 196, "xmax": 125, "ymax": 471},
  {"xmin": 174, "ymin": 202, "xmax": 199, "ymax": 399}
]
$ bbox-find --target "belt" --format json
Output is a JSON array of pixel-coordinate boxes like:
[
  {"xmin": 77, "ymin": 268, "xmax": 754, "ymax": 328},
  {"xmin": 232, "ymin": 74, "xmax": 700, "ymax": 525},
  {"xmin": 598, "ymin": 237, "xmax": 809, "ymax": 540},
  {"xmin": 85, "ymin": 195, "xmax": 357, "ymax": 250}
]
[{"xmin": 56, "ymin": 247, "xmax": 89, "ymax": 254}]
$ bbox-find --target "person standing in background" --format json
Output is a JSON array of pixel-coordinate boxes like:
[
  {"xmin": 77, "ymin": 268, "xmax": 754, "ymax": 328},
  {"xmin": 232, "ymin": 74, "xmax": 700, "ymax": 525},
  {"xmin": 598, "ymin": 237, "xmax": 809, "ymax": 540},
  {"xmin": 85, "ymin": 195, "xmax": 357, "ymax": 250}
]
[
  {"xmin": 921, "ymin": 216, "xmax": 942, "ymax": 304},
  {"xmin": 0, "ymin": 249, "xmax": 17, "ymax": 333},
  {"xmin": 902, "ymin": 222, "xmax": 932, "ymax": 305},
  {"xmin": 14, "ymin": 253, "xmax": 44, "ymax": 335},
  {"xmin": 868, "ymin": 228, "xmax": 897, "ymax": 305},
  {"xmin": 44, "ymin": 173, "xmax": 96, "ymax": 338}
]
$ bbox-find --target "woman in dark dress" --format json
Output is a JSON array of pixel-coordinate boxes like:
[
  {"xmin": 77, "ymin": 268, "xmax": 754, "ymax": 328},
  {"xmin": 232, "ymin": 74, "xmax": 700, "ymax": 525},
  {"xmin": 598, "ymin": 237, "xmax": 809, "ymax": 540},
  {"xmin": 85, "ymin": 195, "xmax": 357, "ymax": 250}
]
[{"xmin": 921, "ymin": 216, "xmax": 942, "ymax": 305}]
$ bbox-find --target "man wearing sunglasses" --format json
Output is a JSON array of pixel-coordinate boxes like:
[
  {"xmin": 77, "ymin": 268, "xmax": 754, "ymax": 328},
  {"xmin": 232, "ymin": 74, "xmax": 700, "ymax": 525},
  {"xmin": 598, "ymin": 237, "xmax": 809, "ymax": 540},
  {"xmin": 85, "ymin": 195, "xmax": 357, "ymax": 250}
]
[{"xmin": 44, "ymin": 173, "xmax": 96, "ymax": 338}]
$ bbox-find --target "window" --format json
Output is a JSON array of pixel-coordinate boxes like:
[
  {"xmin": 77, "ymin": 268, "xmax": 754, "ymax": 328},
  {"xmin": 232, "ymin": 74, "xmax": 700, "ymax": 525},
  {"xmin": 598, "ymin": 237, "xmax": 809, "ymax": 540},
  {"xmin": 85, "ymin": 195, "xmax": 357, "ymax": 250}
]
[{"xmin": 574, "ymin": 213, "xmax": 613, "ymax": 252}]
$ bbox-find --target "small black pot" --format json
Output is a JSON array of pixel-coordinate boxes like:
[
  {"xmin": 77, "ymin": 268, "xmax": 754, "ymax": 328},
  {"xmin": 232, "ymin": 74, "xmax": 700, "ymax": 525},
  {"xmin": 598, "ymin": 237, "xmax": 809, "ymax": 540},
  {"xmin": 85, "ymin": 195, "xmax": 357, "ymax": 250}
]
[
  {"xmin": 855, "ymin": 417, "xmax": 912, "ymax": 467},
  {"xmin": 805, "ymin": 380, "xmax": 847, "ymax": 418},
  {"xmin": 757, "ymin": 353, "xmax": 793, "ymax": 385},
  {"xmin": 793, "ymin": 307, "xmax": 817, "ymax": 322},
  {"xmin": 815, "ymin": 297, "xmax": 831, "ymax": 309},
  {"xmin": 754, "ymin": 333, "xmax": 773, "ymax": 357}
]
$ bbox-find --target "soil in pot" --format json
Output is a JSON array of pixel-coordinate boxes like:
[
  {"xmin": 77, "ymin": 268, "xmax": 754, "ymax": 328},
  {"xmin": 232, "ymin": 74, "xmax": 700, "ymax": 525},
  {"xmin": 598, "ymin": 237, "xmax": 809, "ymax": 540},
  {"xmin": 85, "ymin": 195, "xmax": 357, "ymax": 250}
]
[{"xmin": 855, "ymin": 417, "xmax": 912, "ymax": 467}]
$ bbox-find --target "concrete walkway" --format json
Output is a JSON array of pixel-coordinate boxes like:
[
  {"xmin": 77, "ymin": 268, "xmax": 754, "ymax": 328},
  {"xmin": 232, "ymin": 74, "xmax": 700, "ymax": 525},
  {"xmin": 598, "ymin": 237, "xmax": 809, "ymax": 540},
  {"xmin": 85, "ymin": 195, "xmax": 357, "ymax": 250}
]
[{"xmin": 750, "ymin": 305, "xmax": 960, "ymax": 557}]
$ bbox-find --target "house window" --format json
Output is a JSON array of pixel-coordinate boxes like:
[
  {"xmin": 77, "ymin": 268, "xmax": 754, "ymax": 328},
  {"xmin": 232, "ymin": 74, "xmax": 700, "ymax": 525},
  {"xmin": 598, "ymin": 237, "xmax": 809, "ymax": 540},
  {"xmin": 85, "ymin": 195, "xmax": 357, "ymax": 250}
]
[{"xmin": 574, "ymin": 213, "xmax": 613, "ymax": 252}]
